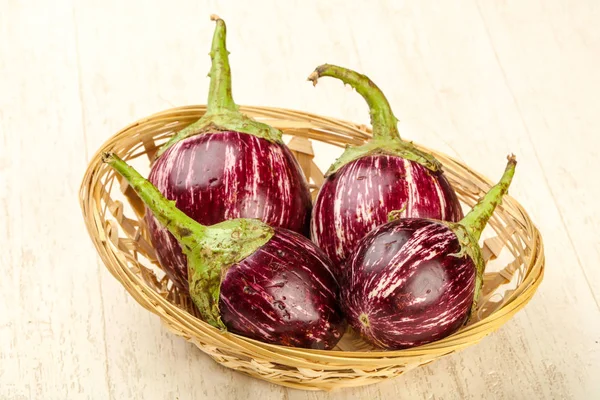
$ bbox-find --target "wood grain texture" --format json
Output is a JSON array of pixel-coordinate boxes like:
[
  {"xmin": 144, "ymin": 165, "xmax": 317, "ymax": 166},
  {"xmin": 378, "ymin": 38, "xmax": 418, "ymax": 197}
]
[
  {"xmin": 0, "ymin": 1, "xmax": 110, "ymax": 399},
  {"xmin": 1, "ymin": 0, "xmax": 598, "ymax": 399}
]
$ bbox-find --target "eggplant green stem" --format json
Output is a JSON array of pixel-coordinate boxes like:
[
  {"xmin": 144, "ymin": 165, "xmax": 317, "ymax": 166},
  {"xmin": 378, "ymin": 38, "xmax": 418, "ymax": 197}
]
[
  {"xmin": 206, "ymin": 15, "xmax": 238, "ymax": 115},
  {"xmin": 308, "ymin": 64, "xmax": 400, "ymax": 142},
  {"xmin": 460, "ymin": 154, "xmax": 517, "ymax": 241},
  {"xmin": 156, "ymin": 16, "xmax": 282, "ymax": 157},
  {"xmin": 308, "ymin": 64, "xmax": 442, "ymax": 174},
  {"xmin": 102, "ymin": 153, "xmax": 207, "ymax": 249}
]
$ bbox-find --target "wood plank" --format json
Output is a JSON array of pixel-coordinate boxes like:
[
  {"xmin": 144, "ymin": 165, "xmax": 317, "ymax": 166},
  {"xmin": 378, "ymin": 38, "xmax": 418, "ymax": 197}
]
[
  {"xmin": 0, "ymin": 1, "xmax": 110, "ymax": 399},
  {"xmin": 476, "ymin": 0, "xmax": 600, "ymax": 304}
]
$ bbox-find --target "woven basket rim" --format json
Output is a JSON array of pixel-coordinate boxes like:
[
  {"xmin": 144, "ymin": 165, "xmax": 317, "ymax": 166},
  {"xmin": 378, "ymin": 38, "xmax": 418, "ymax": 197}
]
[{"xmin": 79, "ymin": 104, "xmax": 545, "ymax": 362}]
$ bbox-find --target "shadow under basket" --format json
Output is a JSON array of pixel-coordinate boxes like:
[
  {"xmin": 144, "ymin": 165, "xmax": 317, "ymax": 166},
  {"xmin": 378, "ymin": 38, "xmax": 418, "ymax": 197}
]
[{"xmin": 79, "ymin": 105, "xmax": 545, "ymax": 391}]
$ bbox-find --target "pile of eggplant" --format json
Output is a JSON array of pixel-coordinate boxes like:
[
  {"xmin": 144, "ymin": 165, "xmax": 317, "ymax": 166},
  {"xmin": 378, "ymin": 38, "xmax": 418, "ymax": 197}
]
[{"xmin": 103, "ymin": 16, "xmax": 517, "ymax": 351}]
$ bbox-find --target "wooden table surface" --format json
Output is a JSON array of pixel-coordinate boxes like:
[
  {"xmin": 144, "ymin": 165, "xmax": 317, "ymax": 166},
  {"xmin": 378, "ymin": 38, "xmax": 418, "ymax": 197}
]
[{"xmin": 1, "ymin": 1, "xmax": 599, "ymax": 399}]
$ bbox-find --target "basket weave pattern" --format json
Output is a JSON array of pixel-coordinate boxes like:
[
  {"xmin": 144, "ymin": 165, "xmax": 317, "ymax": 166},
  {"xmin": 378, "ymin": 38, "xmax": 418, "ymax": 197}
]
[{"xmin": 79, "ymin": 106, "xmax": 544, "ymax": 391}]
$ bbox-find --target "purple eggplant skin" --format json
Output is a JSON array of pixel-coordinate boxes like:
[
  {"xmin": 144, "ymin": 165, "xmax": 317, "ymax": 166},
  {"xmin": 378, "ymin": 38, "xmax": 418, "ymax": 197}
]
[
  {"xmin": 341, "ymin": 218, "xmax": 475, "ymax": 349},
  {"xmin": 311, "ymin": 154, "xmax": 463, "ymax": 269},
  {"xmin": 219, "ymin": 228, "xmax": 346, "ymax": 350},
  {"xmin": 147, "ymin": 131, "xmax": 312, "ymax": 290}
]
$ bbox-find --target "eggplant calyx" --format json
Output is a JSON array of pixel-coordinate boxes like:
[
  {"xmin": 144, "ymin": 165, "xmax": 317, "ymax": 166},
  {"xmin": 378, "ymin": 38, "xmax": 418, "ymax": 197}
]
[
  {"xmin": 443, "ymin": 222, "xmax": 486, "ymax": 320},
  {"xmin": 443, "ymin": 154, "xmax": 517, "ymax": 321},
  {"xmin": 325, "ymin": 138, "xmax": 442, "ymax": 177},
  {"xmin": 188, "ymin": 218, "xmax": 274, "ymax": 329},
  {"xmin": 102, "ymin": 152, "xmax": 274, "ymax": 330},
  {"xmin": 158, "ymin": 110, "xmax": 283, "ymax": 158},
  {"xmin": 157, "ymin": 15, "xmax": 282, "ymax": 158}
]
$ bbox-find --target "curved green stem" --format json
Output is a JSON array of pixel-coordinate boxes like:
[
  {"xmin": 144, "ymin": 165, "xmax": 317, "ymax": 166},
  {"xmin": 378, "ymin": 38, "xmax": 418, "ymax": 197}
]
[
  {"xmin": 102, "ymin": 152, "xmax": 206, "ymax": 250},
  {"xmin": 307, "ymin": 63, "xmax": 442, "ymax": 175},
  {"xmin": 460, "ymin": 155, "xmax": 517, "ymax": 241},
  {"xmin": 103, "ymin": 152, "xmax": 274, "ymax": 330},
  {"xmin": 206, "ymin": 15, "xmax": 238, "ymax": 115},
  {"xmin": 308, "ymin": 64, "xmax": 401, "ymax": 142}
]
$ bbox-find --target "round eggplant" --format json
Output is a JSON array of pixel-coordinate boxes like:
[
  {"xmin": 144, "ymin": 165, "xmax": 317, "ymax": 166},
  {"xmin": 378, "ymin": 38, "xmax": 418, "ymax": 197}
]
[
  {"xmin": 103, "ymin": 153, "xmax": 345, "ymax": 350},
  {"xmin": 219, "ymin": 228, "xmax": 345, "ymax": 349},
  {"xmin": 342, "ymin": 156, "xmax": 517, "ymax": 349}
]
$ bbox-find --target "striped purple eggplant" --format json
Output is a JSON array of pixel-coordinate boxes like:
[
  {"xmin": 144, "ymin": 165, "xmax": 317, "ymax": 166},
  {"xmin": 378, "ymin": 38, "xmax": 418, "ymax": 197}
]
[
  {"xmin": 147, "ymin": 16, "xmax": 312, "ymax": 290},
  {"xmin": 219, "ymin": 228, "xmax": 345, "ymax": 349},
  {"xmin": 148, "ymin": 131, "xmax": 311, "ymax": 289},
  {"xmin": 308, "ymin": 65, "xmax": 462, "ymax": 270},
  {"xmin": 104, "ymin": 153, "xmax": 346, "ymax": 350},
  {"xmin": 341, "ymin": 156, "xmax": 517, "ymax": 349}
]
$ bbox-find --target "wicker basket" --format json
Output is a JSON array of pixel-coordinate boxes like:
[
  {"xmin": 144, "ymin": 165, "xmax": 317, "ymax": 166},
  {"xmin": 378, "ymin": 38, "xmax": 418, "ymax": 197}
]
[{"xmin": 79, "ymin": 105, "xmax": 544, "ymax": 391}]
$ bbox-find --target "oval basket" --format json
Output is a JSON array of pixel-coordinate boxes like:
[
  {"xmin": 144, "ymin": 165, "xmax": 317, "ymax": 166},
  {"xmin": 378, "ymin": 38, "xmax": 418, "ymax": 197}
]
[{"xmin": 79, "ymin": 105, "xmax": 544, "ymax": 391}]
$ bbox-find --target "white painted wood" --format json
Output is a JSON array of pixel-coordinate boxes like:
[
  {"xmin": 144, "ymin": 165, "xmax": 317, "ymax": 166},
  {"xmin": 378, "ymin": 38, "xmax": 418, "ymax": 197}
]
[
  {"xmin": 1, "ymin": 0, "xmax": 598, "ymax": 399},
  {"xmin": 0, "ymin": 1, "xmax": 110, "ymax": 399}
]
